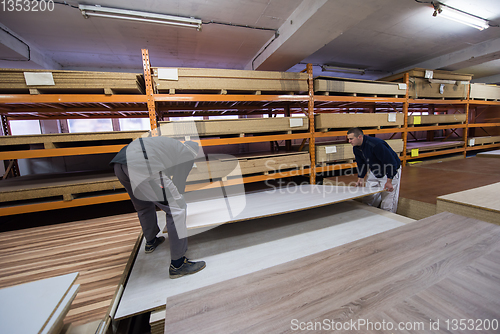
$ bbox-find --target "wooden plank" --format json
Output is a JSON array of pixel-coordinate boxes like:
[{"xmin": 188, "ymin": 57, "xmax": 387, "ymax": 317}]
[
  {"xmin": 407, "ymin": 114, "xmax": 466, "ymax": 125},
  {"xmin": 163, "ymin": 212, "xmax": 500, "ymax": 333},
  {"xmin": 406, "ymin": 140, "xmax": 463, "ymax": 153},
  {"xmin": 315, "ymin": 139, "xmax": 403, "ymax": 163},
  {"xmin": 0, "ymin": 214, "xmax": 142, "ymax": 326},
  {"xmin": 470, "ymin": 83, "xmax": 500, "ymax": 100},
  {"xmin": 115, "ymin": 200, "xmax": 412, "ymax": 320},
  {"xmin": 437, "ymin": 182, "xmax": 500, "ymax": 225},
  {"xmin": 0, "ymin": 272, "xmax": 78, "ymax": 334},
  {"xmin": 314, "ymin": 76, "xmax": 405, "ymax": 96},
  {"xmin": 158, "ymin": 117, "xmax": 309, "ymax": 137},
  {"xmin": 314, "ymin": 113, "xmax": 404, "ymax": 130},
  {"xmin": 468, "ymin": 136, "xmax": 500, "ymax": 146},
  {"xmin": 42, "ymin": 285, "xmax": 80, "ymax": 334}
]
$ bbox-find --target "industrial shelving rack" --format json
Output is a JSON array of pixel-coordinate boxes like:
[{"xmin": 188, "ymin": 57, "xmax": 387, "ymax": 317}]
[{"xmin": 1, "ymin": 50, "xmax": 499, "ymax": 216}]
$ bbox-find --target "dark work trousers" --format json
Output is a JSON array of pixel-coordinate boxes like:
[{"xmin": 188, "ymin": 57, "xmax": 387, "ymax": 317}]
[{"xmin": 113, "ymin": 163, "xmax": 188, "ymax": 260}]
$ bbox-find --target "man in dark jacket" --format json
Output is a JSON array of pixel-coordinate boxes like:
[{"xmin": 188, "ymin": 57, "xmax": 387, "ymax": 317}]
[
  {"xmin": 347, "ymin": 127, "xmax": 401, "ymax": 213},
  {"xmin": 111, "ymin": 136, "xmax": 205, "ymax": 279}
]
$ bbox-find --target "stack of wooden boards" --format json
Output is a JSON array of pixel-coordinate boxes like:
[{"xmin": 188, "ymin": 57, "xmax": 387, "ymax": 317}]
[
  {"xmin": 314, "ymin": 76, "xmax": 406, "ymax": 97},
  {"xmin": 382, "ymin": 68, "xmax": 472, "ymax": 99},
  {"xmin": 152, "ymin": 67, "xmax": 308, "ymax": 94},
  {"xmin": 0, "ymin": 68, "xmax": 145, "ymax": 95},
  {"xmin": 314, "ymin": 112, "xmax": 404, "ymax": 131},
  {"xmin": 470, "ymin": 83, "xmax": 500, "ymax": 101},
  {"xmin": 0, "ymin": 272, "xmax": 79, "ymax": 334},
  {"xmin": 468, "ymin": 136, "xmax": 500, "ymax": 147},
  {"xmin": 314, "ymin": 139, "xmax": 403, "ymax": 164}
]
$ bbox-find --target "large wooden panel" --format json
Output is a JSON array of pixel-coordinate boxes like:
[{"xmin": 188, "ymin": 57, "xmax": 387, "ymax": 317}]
[
  {"xmin": 0, "ymin": 272, "xmax": 78, "ymax": 334},
  {"xmin": 314, "ymin": 76, "xmax": 404, "ymax": 96},
  {"xmin": 407, "ymin": 114, "xmax": 466, "ymax": 125},
  {"xmin": 115, "ymin": 200, "xmax": 412, "ymax": 320},
  {"xmin": 163, "ymin": 212, "xmax": 500, "ymax": 333},
  {"xmin": 158, "ymin": 117, "xmax": 308, "ymax": 137},
  {"xmin": 470, "ymin": 83, "xmax": 500, "ymax": 101},
  {"xmin": 314, "ymin": 113, "xmax": 403, "ymax": 130},
  {"xmin": 477, "ymin": 149, "xmax": 500, "ymax": 158},
  {"xmin": 0, "ymin": 214, "xmax": 142, "ymax": 326},
  {"xmin": 468, "ymin": 136, "xmax": 500, "ymax": 146},
  {"xmin": 315, "ymin": 139, "xmax": 403, "ymax": 163},
  {"xmin": 437, "ymin": 182, "xmax": 500, "ymax": 225},
  {"xmin": 152, "ymin": 67, "xmax": 308, "ymax": 93}
]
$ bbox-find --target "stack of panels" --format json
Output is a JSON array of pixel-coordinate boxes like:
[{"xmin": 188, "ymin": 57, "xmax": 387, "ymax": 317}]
[
  {"xmin": 469, "ymin": 83, "xmax": 500, "ymax": 100},
  {"xmin": 314, "ymin": 76, "xmax": 405, "ymax": 96},
  {"xmin": 0, "ymin": 68, "xmax": 145, "ymax": 94},
  {"xmin": 315, "ymin": 139, "xmax": 403, "ymax": 163},
  {"xmin": 152, "ymin": 67, "xmax": 308, "ymax": 94},
  {"xmin": 314, "ymin": 113, "xmax": 404, "ymax": 131},
  {"xmin": 468, "ymin": 135, "xmax": 500, "ymax": 146},
  {"xmin": 406, "ymin": 140, "xmax": 463, "ymax": 153},
  {"xmin": 382, "ymin": 68, "xmax": 472, "ymax": 99},
  {"xmin": 0, "ymin": 272, "xmax": 79, "ymax": 334},
  {"xmin": 187, "ymin": 151, "xmax": 310, "ymax": 182},
  {"xmin": 158, "ymin": 117, "xmax": 309, "ymax": 137},
  {"xmin": 407, "ymin": 113, "xmax": 466, "ymax": 125}
]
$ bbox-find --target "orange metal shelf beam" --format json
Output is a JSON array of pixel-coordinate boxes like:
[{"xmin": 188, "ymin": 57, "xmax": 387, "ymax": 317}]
[
  {"xmin": 466, "ymin": 143, "xmax": 500, "ymax": 152},
  {"xmin": 468, "ymin": 122, "xmax": 500, "ymax": 128},
  {"xmin": 0, "ymin": 144, "xmax": 126, "ymax": 160},
  {"xmin": 468, "ymin": 100, "xmax": 500, "ymax": 106},
  {"xmin": 406, "ymin": 124, "xmax": 467, "ymax": 132},
  {"xmin": 314, "ymin": 127, "xmax": 405, "ymax": 139},
  {"xmin": 0, "ymin": 193, "xmax": 130, "ymax": 216},
  {"xmin": 408, "ymin": 99, "xmax": 468, "ymax": 104},
  {"xmin": 0, "ymin": 94, "xmax": 148, "ymax": 104},
  {"xmin": 154, "ymin": 94, "xmax": 309, "ymax": 103}
]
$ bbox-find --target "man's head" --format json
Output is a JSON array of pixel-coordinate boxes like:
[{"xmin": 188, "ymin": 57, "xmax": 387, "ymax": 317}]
[{"xmin": 347, "ymin": 127, "xmax": 364, "ymax": 146}]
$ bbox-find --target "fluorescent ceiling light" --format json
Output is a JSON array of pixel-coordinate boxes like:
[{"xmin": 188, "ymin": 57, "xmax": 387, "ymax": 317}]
[
  {"xmin": 433, "ymin": 3, "xmax": 489, "ymax": 31},
  {"xmin": 321, "ymin": 65, "xmax": 365, "ymax": 75},
  {"xmin": 79, "ymin": 5, "xmax": 202, "ymax": 31}
]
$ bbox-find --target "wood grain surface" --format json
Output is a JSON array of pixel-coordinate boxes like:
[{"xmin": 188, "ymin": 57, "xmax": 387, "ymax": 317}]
[
  {"xmin": 477, "ymin": 149, "xmax": 500, "ymax": 158},
  {"xmin": 164, "ymin": 212, "xmax": 500, "ymax": 333},
  {"xmin": 0, "ymin": 213, "xmax": 142, "ymax": 326}
]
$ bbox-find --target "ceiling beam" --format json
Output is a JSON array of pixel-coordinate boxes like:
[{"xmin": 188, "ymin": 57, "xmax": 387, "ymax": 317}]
[
  {"xmin": 472, "ymin": 73, "xmax": 500, "ymax": 84},
  {"xmin": 0, "ymin": 23, "xmax": 61, "ymax": 70}
]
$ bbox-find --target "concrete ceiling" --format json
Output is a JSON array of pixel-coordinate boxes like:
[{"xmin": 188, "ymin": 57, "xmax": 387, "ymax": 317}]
[{"xmin": 0, "ymin": 0, "xmax": 499, "ymax": 83}]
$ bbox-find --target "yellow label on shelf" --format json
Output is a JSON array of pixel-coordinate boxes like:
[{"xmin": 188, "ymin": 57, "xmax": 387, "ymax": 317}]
[
  {"xmin": 414, "ymin": 116, "xmax": 422, "ymax": 125},
  {"xmin": 411, "ymin": 148, "xmax": 419, "ymax": 157}
]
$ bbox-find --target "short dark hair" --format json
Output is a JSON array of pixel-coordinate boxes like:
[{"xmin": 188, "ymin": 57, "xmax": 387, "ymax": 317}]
[{"xmin": 347, "ymin": 127, "xmax": 363, "ymax": 137}]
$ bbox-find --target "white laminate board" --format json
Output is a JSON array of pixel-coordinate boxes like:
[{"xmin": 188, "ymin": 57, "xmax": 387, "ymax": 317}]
[
  {"xmin": 0, "ymin": 272, "xmax": 78, "ymax": 334},
  {"xmin": 41, "ymin": 285, "xmax": 80, "ymax": 334},
  {"xmin": 477, "ymin": 149, "xmax": 500, "ymax": 158},
  {"xmin": 437, "ymin": 182, "xmax": 500, "ymax": 212},
  {"xmin": 174, "ymin": 184, "xmax": 382, "ymax": 230},
  {"xmin": 114, "ymin": 200, "xmax": 413, "ymax": 320}
]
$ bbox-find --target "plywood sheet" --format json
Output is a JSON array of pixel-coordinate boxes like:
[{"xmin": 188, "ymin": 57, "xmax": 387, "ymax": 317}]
[
  {"xmin": 407, "ymin": 114, "xmax": 466, "ymax": 125},
  {"xmin": 315, "ymin": 139, "xmax": 403, "ymax": 163},
  {"xmin": 163, "ymin": 212, "xmax": 500, "ymax": 333},
  {"xmin": 152, "ymin": 67, "xmax": 308, "ymax": 93},
  {"xmin": 0, "ymin": 272, "xmax": 78, "ymax": 334},
  {"xmin": 180, "ymin": 184, "xmax": 382, "ymax": 230},
  {"xmin": 158, "ymin": 117, "xmax": 308, "ymax": 137},
  {"xmin": 468, "ymin": 136, "xmax": 500, "ymax": 146},
  {"xmin": 187, "ymin": 151, "xmax": 310, "ymax": 182},
  {"xmin": 114, "ymin": 200, "xmax": 412, "ymax": 320},
  {"xmin": 41, "ymin": 284, "xmax": 80, "ymax": 334},
  {"xmin": 470, "ymin": 83, "xmax": 500, "ymax": 100},
  {"xmin": 314, "ymin": 76, "xmax": 404, "ymax": 96},
  {"xmin": 410, "ymin": 77, "xmax": 469, "ymax": 99},
  {"xmin": 437, "ymin": 182, "xmax": 500, "ymax": 225},
  {"xmin": 314, "ymin": 113, "xmax": 403, "ymax": 130},
  {"xmin": 381, "ymin": 68, "xmax": 473, "ymax": 82},
  {"xmin": 406, "ymin": 140, "xmax": 463, "ymax": 153},
  {"xmin": 477, "ymin": 149, "xmax": 500, "ymax": 158}
]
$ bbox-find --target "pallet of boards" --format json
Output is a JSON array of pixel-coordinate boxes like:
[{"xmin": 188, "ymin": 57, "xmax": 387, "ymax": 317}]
[
  {"xmin": 152, "ymin": 67, "xmax": 308, "ymax": 94},
  {"xmin": 469, "ymin": 83, "xmax": 500, "ymax": 101},
  {"xmin": 407, "ymin": 113, "xmax": 466, "ymax": 125},
  {"xmin": 0, "ymin": 68, "xmax": 145, "ymax": 95},
  {"xmin": 186, "ymin": 151, "xmax": 310, "ymax": 182},
  {"xmin": 381, "ymin": 68, "xmax": 472, "ymax": 99},
  {"xmin": 0, "ymin": 130, "xmax": 147, "ymax": 149},
  {"xmin": 406, "ymin": 141, "xmax": 463, "ymax": 153},
  {"xmin": 314, "ymin": 113, "xmax": 403, "ymax": 131},
  {"xmin": 468, "ymin": 135, "xmax": 500, "ymax": 146},
  {"xmin": 314, "ymin": 139, "xmax": 403, "ymax": 163},
  {"xmin": 0, "ymin": 171, "xmax": 123, "ymax": 203},
  {"xmin": 158, "ymin": 117, "xmax": 308, "ymax": 137},
  {"xmin": 313, "ymin": 76, "xmax": 406, "ymax": 97}
]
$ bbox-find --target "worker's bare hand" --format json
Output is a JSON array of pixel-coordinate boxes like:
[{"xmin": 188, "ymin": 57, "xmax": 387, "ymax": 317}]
[
  {"xmin": 354, "ymin": 178, "xmax": 364, "ymax": 187},
  {"xmin": 384, "ymin": 180, "xmax": 394, "ymax": 192}
]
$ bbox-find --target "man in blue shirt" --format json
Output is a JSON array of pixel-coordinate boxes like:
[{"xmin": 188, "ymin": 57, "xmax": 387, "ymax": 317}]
[{"xmin": 347, "ymin": 127, "xmax": 402, "ymax": 213}]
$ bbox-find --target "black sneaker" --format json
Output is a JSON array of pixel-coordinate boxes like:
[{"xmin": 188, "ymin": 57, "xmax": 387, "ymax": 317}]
[
  {"xmin": 169, "ymin": 258, "xmax": 206, "ymax": 279},
  {"xmin": 145, "ymin": 236, "xmax": 165, "ymax": 253}
]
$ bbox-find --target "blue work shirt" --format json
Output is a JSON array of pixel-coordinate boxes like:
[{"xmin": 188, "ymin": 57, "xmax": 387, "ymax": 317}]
[{"xmin": 353, "ymin": 135, "xmax": 401, "ymax": 179}]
